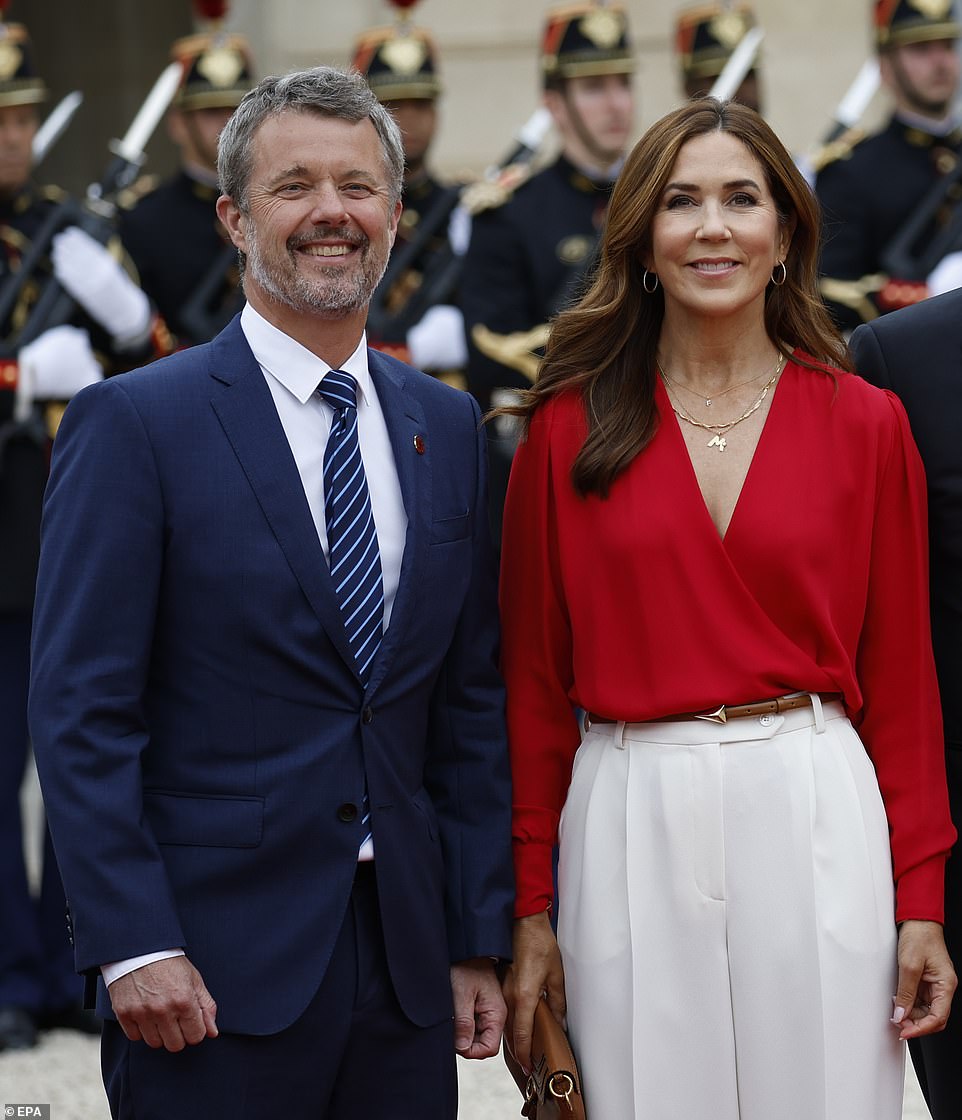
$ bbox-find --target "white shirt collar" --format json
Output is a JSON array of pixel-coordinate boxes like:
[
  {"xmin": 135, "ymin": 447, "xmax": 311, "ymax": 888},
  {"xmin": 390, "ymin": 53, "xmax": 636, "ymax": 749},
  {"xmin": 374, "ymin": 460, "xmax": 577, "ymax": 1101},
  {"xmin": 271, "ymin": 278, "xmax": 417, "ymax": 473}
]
[
  {"xmin": 894, "ymin": 109, "xmax": 961, "ymax": 138},
  {"xmin": 240, "ymin": 302, "xmax": 372, "ymax": 406}
]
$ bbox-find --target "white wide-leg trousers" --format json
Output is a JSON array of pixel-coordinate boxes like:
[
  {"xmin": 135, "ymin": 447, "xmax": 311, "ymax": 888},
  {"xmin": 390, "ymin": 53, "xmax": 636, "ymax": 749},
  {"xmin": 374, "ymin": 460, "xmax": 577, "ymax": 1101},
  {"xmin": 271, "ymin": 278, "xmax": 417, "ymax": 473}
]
[{"xmin": 557, "ymin": 700, "xmax": 904, "ymax": 1120}]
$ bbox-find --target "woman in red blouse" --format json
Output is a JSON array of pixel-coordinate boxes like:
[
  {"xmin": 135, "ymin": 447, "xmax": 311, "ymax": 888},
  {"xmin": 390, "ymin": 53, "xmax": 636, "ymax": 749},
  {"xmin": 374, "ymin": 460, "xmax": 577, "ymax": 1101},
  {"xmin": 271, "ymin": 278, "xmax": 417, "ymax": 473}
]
[{"xmin": 499, "ymin": 99, "xmax": 957, "ymax": 1120}]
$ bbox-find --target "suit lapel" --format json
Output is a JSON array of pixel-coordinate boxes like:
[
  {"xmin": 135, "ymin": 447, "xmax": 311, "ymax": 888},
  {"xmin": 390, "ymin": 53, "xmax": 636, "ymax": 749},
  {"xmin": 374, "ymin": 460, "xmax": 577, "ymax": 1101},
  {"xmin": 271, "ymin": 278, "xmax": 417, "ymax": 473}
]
[
  {"xmin": 365, "ymin": 350, "xmax": 430, "ymax": 696},
  {"xmin": 206, "ymin": 321, "xmax": 359, "ymax": 676}
]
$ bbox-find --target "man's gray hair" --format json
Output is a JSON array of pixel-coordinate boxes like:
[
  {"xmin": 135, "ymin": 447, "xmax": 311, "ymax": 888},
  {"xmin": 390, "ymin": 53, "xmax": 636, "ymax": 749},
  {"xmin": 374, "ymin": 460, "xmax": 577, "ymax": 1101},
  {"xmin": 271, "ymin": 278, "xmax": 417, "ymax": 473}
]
[{"xmin": 217, "ymin": 66, "xmax": 405, "ymax": 211}]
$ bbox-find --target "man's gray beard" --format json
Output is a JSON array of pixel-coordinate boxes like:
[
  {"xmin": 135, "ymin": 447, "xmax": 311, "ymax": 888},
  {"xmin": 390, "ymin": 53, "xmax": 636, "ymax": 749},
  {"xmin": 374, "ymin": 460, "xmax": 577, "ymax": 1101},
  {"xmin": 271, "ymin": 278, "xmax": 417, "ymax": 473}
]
[{"xmin": 244, "ymin": 224, "xmax": 389, "ymax": 319}]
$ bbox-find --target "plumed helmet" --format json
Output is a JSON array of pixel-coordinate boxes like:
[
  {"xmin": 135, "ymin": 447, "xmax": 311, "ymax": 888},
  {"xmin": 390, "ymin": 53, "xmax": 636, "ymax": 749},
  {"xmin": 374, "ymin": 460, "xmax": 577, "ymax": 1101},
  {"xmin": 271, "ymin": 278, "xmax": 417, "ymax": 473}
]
[
  {"xmin": 352, "ymin": 18, "xmax": 442, "ymax": 103},
  {"xmin": 0, "ymin": 1, "xmax": 48, "ymax": 108},
  {"xmin": 171, "ymin": 1, "xmax": 255, "ymax": 111},
  {"xmin": 675, "ymin": 3, "xmax": 758, "ymax": 83},
  {"xmin": 875, "ymin": 0, "xmax": 961, "ymax": 52},
  {"xmin": 540, "ymin": 3, "xmax": 635, "ymax": 87}
]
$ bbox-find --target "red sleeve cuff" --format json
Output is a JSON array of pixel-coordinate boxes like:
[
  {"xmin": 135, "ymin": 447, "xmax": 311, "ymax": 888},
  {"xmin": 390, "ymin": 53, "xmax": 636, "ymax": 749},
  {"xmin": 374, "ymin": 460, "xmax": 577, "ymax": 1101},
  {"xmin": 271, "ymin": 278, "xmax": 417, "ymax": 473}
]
[
  {"xmin": 895, "ymin": 854, "xmax": 948, "ymax": 925},
  {"xmin": 1, "ymin": 360, "xmax": 18, "ymax": 389},
  {"xmin": 512, "ymin": 838, "xmax": 554, "ymax": 918}
]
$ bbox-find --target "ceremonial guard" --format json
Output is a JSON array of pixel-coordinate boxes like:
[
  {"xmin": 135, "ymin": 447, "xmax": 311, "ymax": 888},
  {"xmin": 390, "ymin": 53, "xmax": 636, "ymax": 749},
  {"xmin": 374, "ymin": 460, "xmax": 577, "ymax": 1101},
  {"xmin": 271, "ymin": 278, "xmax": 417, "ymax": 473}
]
[
  {"xmin": 814, "ymin": 0, "xmax": 962, "ymax": 333},
  {"xmin": 459, "ymin": 1, "xmax": 635, "ymax": 542},
  {"xmin": 0, "ymin": 2, "xmax": 169, "ymax": 1050},
  {"xmin": 120, "ymin": 1, "xmax": 255, "ymax": 346},
  {"xmin": 353, "ymin": 2, "xmax": 468, "ymax": 385},
  {"xmin": 674, "ymin": 3, "xmax": 762, "ymax": 112}
]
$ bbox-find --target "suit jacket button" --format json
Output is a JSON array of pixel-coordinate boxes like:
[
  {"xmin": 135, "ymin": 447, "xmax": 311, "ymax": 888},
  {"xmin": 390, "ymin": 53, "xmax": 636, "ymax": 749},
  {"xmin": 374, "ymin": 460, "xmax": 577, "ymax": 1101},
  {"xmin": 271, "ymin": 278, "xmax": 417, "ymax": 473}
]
[
  {"xmin": 337, "ymin": 803, "xmax": 358, "ymax": 822},
  {"xmin": 362, "ymin": 707, "xmax": 374, "ymax": 725}
]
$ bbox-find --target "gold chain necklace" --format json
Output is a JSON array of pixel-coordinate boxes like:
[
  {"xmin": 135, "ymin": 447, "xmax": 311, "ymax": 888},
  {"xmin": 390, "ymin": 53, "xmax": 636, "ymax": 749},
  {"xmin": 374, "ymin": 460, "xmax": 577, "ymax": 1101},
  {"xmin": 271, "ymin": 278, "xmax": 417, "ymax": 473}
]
[
  {"xmin": 659, "ymin": 359, "xmax": 771, "ymax": 408},
  {"xmin": 660, "ymin": 354, "xmax": 785, "ymax": 453}
]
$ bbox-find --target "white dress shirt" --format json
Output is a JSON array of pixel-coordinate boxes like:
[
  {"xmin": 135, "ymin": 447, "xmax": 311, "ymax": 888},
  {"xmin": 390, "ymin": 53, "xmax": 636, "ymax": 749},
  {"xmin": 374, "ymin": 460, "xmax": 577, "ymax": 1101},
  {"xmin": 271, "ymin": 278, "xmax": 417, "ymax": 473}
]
[
  {"xmin": 244, "ymin": 302, "xmax": 407, "ymax": 624},
  {"xmin": 102, "ymin": 305, "xmax": 406, "ymax": 986}
]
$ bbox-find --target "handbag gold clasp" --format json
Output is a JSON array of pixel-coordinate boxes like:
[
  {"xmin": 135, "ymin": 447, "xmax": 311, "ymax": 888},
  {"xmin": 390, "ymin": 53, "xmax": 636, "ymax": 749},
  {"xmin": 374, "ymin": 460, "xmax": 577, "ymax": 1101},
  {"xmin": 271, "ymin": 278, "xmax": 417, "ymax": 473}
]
[{"xmin": 548, "ymin": 1071, "xmax": 575, "ymax": 1104}]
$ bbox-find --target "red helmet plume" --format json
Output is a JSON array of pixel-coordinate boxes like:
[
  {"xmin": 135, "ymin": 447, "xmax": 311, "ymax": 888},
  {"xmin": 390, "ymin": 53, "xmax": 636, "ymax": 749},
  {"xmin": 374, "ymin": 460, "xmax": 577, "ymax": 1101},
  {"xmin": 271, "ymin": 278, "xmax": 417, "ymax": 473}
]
[{"xmin": 193, "ymin": 0, "xmax": 228, "ymax": 22}]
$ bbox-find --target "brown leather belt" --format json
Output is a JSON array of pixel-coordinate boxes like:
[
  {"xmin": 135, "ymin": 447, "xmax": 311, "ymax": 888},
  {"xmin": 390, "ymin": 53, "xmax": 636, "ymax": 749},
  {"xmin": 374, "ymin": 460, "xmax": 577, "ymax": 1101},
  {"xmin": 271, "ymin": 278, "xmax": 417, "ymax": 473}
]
[{"xmin": 585, "ymin": 693, "xmax": 838, "ymax": 730}]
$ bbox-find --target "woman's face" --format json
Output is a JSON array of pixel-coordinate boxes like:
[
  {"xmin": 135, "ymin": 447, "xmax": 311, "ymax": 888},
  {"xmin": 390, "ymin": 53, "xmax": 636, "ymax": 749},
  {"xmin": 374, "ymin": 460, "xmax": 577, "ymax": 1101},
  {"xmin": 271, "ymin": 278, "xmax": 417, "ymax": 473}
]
[{"xmin": 644, "ymin": 130, "xmax": 791, "ymax": 326}]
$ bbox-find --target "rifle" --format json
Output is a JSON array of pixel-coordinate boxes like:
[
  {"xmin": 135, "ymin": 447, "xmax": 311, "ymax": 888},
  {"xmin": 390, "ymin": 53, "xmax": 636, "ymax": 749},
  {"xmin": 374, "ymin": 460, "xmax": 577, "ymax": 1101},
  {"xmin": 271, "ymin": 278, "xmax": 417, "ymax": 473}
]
[
  {"xmin": 177, "ymin": 240, "xmax": 245, "ymax": 344},
  {"xmin": 880, "ymin": 155, "xmax": 962, "ymax": 281},
  {"xmin": 0, "ymin": 62, "xmax": 183, "ymax": 357},
  {"xmin": 366, "ymin": 106, "xmax": 553, "ymax": 342},
  {"xmin": 365, "ymin": 183, "xmax": 463, "ymax": 341}
]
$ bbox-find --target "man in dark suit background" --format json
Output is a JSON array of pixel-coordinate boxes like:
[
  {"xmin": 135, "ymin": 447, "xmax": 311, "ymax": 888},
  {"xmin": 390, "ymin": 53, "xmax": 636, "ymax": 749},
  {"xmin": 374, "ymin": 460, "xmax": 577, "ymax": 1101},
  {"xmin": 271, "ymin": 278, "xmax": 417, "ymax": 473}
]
[
  {"xmin": 851, "ymin": 291, "xmax": 962, "ymax": 1120},
  {"xmin": 29, "ymin": 65, "xmax": 513, "ymax": 1120}
]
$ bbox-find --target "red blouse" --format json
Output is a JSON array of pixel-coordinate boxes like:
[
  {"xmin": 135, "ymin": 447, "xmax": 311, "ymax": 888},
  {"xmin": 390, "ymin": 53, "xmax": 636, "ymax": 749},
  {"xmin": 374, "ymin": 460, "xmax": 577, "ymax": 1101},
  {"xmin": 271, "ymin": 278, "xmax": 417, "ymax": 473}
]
[{"xmin": 500, "ymin": 358, "xmax": 955, "ymax": 923}]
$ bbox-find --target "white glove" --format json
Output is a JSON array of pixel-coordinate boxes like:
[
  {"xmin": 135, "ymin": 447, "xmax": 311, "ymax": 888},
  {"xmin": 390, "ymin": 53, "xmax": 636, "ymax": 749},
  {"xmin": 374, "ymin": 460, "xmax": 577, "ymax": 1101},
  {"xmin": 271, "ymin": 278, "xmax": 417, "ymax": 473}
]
[
  {"xmin": 927, "ymin": 250, "xmax": 962, "ymax": 297},
  {"xmin": 406, "ymin": 304, "xmax": 468, "ymax": 371},
  {"xmin": 447, "ymin": 204, "xmax": 472, "ymax": 257},
  {"xmin": 15, "ymin": 324, "xmax": 103, "ymax": 420},
  {"xmin": 51, "ymin": 226, "xmax": 151, "ymax": 346}
]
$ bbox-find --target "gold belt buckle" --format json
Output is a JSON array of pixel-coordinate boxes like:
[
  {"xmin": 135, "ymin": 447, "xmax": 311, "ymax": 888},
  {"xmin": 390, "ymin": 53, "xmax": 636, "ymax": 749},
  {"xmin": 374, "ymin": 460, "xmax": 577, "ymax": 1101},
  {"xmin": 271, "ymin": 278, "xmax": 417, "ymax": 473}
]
[{"xmin": 693, "ymin": 704, "xmax": 728, "ymax": 724}]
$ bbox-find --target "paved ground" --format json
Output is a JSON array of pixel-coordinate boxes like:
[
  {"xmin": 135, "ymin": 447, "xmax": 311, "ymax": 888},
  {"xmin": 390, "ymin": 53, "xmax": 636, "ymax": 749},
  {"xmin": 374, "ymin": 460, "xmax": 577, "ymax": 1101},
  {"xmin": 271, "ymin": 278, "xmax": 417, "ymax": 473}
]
[
  {"xmin": 0, "ymin": 1029, "xmax": 933, "ymax": 1119},
  {"xmin": 3, "ymin": 764, "xmax": 933, "ymax": 1118}
]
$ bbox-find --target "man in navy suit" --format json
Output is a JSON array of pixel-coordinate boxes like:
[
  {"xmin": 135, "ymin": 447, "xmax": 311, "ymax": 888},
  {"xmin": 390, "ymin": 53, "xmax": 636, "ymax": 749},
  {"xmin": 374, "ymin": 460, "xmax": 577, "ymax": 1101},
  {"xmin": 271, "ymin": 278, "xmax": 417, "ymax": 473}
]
[
  {"xmin": 28, "ymin": 66, "xmax": 513, "ymax": 1119},
  {"xmin": 851, "ymin": 290, "xmax": 962, "ymax": 1120}
]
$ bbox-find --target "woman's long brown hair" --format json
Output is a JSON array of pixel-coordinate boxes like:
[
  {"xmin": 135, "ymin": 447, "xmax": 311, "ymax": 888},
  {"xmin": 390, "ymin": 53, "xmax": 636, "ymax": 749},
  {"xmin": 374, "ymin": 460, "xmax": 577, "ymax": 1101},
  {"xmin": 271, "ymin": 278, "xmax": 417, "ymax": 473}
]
[{"xmin": 500, "ymin": 98, "xmax": 850, "ymax": 498}]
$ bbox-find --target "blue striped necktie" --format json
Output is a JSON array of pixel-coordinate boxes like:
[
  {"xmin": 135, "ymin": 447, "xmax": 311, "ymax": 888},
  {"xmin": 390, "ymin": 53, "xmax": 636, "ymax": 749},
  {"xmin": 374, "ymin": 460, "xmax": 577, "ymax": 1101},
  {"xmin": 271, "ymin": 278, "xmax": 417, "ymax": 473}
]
[
  {"xmin": 317, "ymin": 370, "xmax": 384, "ymax": 683},
  {"xmin": 318, "ymin": 370, "xmax": 382, "ymax": 851}
]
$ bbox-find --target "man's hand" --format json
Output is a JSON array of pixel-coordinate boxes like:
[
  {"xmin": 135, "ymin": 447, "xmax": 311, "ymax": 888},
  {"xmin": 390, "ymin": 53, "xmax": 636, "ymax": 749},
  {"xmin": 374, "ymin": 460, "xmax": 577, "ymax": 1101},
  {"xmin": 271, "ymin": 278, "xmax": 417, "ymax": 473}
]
[
  {"xmin": 107, "ymin": 956, "xmax": 218, "ymax": 1052},
  {"xmin": 450, "ymin": 957, "xmax": 506, "ymax": 1059},
  {"xmin": 892, "ymin": 919, "xmax": 957, "ymax": 1040}
]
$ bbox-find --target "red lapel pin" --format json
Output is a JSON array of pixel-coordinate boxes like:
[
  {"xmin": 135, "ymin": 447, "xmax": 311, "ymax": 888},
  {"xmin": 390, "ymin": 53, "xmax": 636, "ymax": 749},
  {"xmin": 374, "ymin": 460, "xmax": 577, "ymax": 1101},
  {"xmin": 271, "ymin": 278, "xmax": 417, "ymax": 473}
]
[{"xmin": 414, "ymin": 434, "xmax": 425, "ymax": 455}]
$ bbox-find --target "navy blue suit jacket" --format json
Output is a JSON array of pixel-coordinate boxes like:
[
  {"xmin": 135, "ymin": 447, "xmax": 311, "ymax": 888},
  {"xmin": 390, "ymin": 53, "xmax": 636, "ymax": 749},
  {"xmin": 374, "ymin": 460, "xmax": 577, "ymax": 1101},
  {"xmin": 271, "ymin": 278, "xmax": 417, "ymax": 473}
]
[
  {"xmin": 29, "ymin": 316, "xmax": 514, "ymax": 1035},
  {"xmin": 851, "ymin": 288, "xmax": 962, "ymax": 1119}
]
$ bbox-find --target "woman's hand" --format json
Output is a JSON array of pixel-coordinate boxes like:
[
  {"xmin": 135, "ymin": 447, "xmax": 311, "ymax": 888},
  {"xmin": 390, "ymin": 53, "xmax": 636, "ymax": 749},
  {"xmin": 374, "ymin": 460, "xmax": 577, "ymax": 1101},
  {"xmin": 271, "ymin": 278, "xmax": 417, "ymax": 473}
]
[
  {"xmin": 502, "ymin": 909, "xmax": 566, "ymax": 1073},
  {"xmin": 892, "ymin": 919, "xmax": 957, "ymax": 1040}
]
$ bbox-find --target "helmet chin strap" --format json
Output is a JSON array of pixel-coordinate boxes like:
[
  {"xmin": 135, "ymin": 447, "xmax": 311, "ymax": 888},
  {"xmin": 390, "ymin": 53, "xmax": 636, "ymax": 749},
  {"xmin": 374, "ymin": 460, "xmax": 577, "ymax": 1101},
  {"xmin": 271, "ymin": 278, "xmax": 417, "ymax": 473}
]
[{"xmin": 560, "ymin": 83, "xmax": 623, "ymax": 175}]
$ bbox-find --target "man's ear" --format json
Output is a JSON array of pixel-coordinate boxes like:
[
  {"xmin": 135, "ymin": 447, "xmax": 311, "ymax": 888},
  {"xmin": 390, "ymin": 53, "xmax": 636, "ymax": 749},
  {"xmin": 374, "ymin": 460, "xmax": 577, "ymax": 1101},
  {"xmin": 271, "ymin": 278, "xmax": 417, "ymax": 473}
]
[
  {"xmin": 543, "ymin": 87, "xmax": 566, "ymax": 131},
  {"xmin": 216, "ymin": 195, "xmax": 247, "ymax": 253},
  {"xmin": 388, "ymin": 197, "xmax": 403, "ymax": 248},
  {"xmin": 878, "ymin": 53, "xmax": 895, "ymax": 95},
  {"xmin": 166, "ymin": 108, "xmax": 186, "ymax": 147}
]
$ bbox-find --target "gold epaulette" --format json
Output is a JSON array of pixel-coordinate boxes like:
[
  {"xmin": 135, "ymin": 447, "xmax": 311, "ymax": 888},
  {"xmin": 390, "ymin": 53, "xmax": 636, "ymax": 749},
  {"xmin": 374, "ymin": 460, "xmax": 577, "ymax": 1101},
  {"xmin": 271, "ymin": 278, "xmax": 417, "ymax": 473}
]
[
  {"xmin": 808, "ymin": 128, "xmax": 867, "ymax": 175},
  {"xmin": 819, "ymin": 273, "xmax": 884, "ymax": 324},
  {"xmin": 37, "ymin": 184, "xmax": 69, "ymax": 205},
  {"xmin": 471, "ymin": 322, "xmax": 550, "ymax": 383},
  {"xmin": 461, "ymin": 163, "xmax": 533, "ymax": 217},
  {"xmin": 115, "ymin": 174, "xmax": 161, "ymax": 212}
]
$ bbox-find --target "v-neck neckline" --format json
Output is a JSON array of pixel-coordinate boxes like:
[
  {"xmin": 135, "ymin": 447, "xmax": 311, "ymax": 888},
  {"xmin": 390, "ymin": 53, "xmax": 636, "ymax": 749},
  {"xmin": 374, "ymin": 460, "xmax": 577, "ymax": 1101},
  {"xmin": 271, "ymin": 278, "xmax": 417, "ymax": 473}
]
[{"xmin": 656, "ymin": 355, "xmax": 792, "ymax": 545}]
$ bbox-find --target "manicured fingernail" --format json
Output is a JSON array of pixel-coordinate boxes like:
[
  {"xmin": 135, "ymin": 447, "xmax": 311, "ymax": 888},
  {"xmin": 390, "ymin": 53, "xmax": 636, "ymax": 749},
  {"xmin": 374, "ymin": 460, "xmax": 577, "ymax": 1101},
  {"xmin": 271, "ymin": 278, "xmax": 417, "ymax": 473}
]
[{"xmin": 892, "ymin": 1006, "xmax": 906, "ymax": 1024}]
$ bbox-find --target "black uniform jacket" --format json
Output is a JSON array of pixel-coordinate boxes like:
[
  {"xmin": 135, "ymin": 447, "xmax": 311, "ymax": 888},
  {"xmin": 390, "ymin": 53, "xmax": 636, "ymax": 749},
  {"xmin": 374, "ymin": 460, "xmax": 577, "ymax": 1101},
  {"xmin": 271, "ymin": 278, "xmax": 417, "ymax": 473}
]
[
  {"xmin": 459, "ymin": 153, "xmax": 613, "ymax": 413},
  {"xmin": 815, "ymin": 116, "xmax": 962, "ymax": 332},
  {"xmin": 121, "ymin": 171, "xmax": 239, "ymax": 347},
  {"xmin": 1, "ymin": 184, "xmax": 156, "ymax": 611}
]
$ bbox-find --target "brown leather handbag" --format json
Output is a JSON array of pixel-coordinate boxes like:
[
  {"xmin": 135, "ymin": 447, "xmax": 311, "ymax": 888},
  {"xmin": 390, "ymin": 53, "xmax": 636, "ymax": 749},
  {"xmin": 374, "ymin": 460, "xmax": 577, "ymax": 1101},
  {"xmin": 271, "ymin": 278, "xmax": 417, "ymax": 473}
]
[{"xmin": 503, "ymin": 998, "xmax": 587, "ymax": 1119}]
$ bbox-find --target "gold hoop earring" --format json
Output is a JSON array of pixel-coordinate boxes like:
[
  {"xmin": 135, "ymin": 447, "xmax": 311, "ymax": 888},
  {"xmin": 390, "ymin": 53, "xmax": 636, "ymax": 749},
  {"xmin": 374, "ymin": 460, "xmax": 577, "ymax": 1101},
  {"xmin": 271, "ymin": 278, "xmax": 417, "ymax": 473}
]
[
  {"xmin": 771, "ymin": 260, "xmax": 787, "ymax": 287},
  {"xmin": 643, "ymin": 269, "xmax": 659, "ymax": 294}
]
